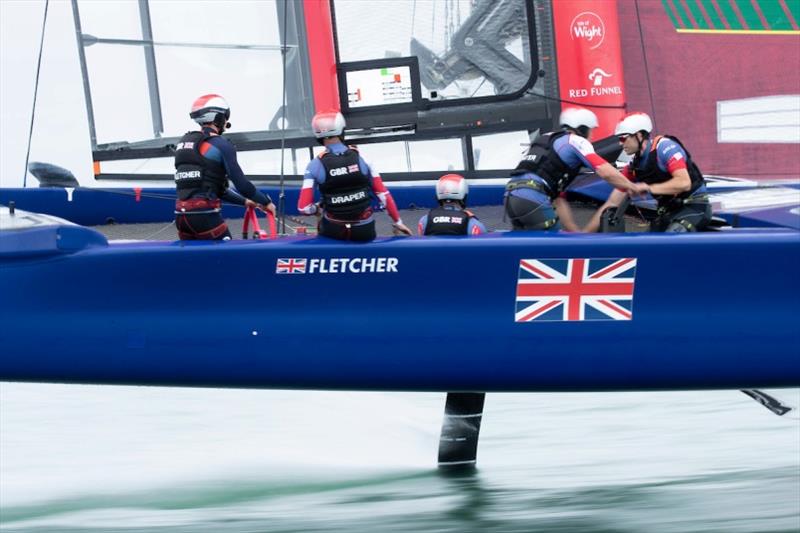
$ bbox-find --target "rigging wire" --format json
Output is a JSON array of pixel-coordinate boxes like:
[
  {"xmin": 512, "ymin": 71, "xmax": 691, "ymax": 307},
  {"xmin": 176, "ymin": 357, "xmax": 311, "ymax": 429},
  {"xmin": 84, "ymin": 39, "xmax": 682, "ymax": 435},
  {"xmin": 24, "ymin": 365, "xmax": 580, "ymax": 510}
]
[
  {"xmin": 527, "ymin": 89, "xmax": 626, "ymax": 110},
  {"xmin": 431, "ymin": 0, "xmax": 436, "ymax": 44},
  {"xmin": 410, "ymin": 0, "xmax": 416, "ymax": 38},
  {"xmin": 445, "ymin": 0, "xmax": 452, "ymax": 50},
  {"xmin": 277, "ymin": 0, "xmax": 290, "ymax": 235},
  {"xmin": 23, "ymin": 0, "xmax": 50, "ymax": 188},
  {"xmin": 634, "ymin": 0, "xmax": 658, "ymax": 129},
  {"xmin": 139, "ymin": 221, "xmax": 180, "ymax": 240},
  {"xmin": 469, "ymin": 77, "xmax": 487, "ymax": 98},
  {"xmin": 78, "ymin": 186, "xmax": 319, "ymax": 237}
]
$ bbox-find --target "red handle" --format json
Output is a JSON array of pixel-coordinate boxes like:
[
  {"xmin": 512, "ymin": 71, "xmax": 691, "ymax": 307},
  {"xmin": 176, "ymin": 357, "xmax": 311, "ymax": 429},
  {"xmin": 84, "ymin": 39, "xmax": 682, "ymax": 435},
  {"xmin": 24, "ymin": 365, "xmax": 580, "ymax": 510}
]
[
  {"xmin": 266, "ymin": 210, "xmax": 277, "ymax": 239},
  {"xmin": 242, "ymin": 205, "xmax": 255, "ymax": 239},
  {"xmin": 242, "ymin": 205, "xmax": 275, "ymax": 240}
]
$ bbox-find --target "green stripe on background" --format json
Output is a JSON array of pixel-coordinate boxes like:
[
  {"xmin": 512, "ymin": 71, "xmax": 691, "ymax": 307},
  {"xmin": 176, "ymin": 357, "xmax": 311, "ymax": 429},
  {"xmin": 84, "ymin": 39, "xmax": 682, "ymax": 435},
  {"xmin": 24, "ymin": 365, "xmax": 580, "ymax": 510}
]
[
  {"xmin": 660, "ymin": 0, "xmax": 799, "ymax": 32},
  {"xmin": 684, "ymin": 0, "xmax": 710, "ymax": 28},
  {"xmin": 717, "ymin": 0, "xmax": 745, "ymax": 29},
  {"xmin": 699, "ymin": 0, "xmax": 725, "ymax": 28},
  {"xmin": 734, "ymin": 0, "xmax": 768, "ymax": 29},
  {"xmin": 661, "ymin": 0, "xmax": 681, "ymax": 27},
  {"xmin": 787, "ymin": 0, "xmax": 800, "ymax": 23},
  {"xmin": 670, "ymin": 0, "xmax": 693, "ymax": 27},
  {"xmin": 759, "ymin": 0, "xmax": 792, "ymax": 30}
]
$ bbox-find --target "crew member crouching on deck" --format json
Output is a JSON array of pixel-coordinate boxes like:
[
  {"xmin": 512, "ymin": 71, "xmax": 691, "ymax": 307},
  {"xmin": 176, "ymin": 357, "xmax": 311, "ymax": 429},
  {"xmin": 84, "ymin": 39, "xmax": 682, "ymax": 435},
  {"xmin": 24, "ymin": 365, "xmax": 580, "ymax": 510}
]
[
  {"xmin": 584, "ymin": 112, "xmax": 711, "ymax": 233},
  {"xmin": 298, "ymin": 110, "xmax": 412, "ymax": 241},
  {"xmin": 418, "ymin": 173, "xmax": 487, "ymax": 236},
  {"xmin": 174, "ymin": 94, "xmax": 275, "ymax": 240},
  {"xmin": 504, "ymin": 107, "xmax": 641, "ymax": 232}
]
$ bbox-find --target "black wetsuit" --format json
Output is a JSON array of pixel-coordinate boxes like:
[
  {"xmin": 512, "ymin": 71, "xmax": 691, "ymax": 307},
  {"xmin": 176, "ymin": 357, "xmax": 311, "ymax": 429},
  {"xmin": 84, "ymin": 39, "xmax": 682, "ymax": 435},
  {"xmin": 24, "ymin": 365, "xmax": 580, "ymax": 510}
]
[{"xmin": 173, "ymin": 127, "xmax": 271, "ymax": 240}]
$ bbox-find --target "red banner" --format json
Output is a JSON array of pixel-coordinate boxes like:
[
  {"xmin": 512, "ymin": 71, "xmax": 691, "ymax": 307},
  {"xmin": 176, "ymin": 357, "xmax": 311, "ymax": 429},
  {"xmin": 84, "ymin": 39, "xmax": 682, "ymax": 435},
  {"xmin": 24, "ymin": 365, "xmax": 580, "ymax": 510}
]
[
  {"xmin": 551, "ymin": 0, "xmax": 626, "ymax": 138},
  {"xmin": 303, "ymin": 0, "xmax": 340, "ymax": 113}
]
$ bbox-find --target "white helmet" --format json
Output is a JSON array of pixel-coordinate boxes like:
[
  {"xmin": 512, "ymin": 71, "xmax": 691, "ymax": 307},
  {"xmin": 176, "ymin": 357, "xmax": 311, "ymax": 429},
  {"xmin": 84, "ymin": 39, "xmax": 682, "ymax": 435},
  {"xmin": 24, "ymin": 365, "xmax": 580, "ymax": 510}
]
[
  {"xmin": 559, "ymin": 107, "xmax": 599, "ymax": 130},
  {"xmin": 615, "ymin": 112, "xmax": 653, "ymax": 136},
  {"xmin": 436, "ymin": 173, "xmax": 469, "ymax": 204},
  {"xmin": 190, "ymin": 94, "xmax": 230, "ymax": 126},
  {"xmin": 312, "ymin": 110, "xmax": 346, "ymax": 138}
]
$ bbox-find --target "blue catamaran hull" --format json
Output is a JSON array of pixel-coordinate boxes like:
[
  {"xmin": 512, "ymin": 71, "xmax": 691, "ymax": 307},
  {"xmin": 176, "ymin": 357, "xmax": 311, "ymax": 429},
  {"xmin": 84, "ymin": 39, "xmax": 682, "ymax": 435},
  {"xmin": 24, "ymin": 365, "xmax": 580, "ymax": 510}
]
[{"xmin": 2, "ymin": 220, "xmax": 798, "ymax": 391}]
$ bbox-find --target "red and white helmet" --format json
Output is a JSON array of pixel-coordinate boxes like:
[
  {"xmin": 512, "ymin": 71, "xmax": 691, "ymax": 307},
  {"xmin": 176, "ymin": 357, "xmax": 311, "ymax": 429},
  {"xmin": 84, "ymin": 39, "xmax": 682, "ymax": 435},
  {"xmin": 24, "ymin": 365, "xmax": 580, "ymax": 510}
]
[
  {"xmin": 312, "ymin": 110, "xmax": 346, "ymax": 138},
  {"xmin": 436, "ymin": 173, "xmax": 469, "ymax": 204},
  {"xmin": 190, "ymin": 94, "xmax": 230, "ymax": 126},
  {"xmin": 559, "ymin": 107, "xmax": 599, "ymax": 130},
  {"xmin": 615, "ymin": 112, "xmax": 653, "ymax": 136}
]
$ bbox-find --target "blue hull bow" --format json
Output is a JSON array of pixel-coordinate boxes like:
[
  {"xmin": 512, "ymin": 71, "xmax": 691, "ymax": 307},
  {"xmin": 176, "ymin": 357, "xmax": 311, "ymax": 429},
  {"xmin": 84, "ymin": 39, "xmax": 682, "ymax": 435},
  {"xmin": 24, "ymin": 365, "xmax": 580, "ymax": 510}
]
[{"xmin": 1, "ymin": 221, "xmax": 799, "ymax": 391}]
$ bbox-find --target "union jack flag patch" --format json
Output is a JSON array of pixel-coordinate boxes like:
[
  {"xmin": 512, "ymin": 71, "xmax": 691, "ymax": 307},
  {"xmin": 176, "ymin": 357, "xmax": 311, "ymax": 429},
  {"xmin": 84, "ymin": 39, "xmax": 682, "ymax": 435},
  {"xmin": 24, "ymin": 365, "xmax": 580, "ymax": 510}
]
[
  {"xmin": 515, "ymin": 258, "xmax": 636, "ymax": 322},
  {"xmin": 276, "ymin": 258, "xmax": 307, "ymax": 274}
]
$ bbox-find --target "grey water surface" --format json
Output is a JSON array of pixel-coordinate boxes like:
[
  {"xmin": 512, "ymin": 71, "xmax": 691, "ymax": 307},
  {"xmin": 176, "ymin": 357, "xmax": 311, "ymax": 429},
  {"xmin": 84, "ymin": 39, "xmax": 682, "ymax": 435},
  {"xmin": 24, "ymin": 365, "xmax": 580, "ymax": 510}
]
[{"xmin": 1, "ymin": 385, "xmax": 798, "ymax": 532}]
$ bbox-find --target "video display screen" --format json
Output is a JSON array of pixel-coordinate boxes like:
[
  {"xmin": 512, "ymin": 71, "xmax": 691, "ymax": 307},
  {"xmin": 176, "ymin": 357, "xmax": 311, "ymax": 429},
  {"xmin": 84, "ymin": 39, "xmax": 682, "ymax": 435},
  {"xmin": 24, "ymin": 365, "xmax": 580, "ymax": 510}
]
[{"xmin": 345, "ymin": 66, "xmax": 414, "ymax": 108}]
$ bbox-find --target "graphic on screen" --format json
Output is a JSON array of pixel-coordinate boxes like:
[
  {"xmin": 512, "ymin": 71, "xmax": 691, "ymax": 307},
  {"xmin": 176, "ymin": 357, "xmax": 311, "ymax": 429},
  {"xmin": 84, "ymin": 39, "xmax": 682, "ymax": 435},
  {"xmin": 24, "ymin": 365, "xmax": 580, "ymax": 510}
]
[{"xmin": 345, "ymin": 66, "xmax": 413, "ymax": 108}]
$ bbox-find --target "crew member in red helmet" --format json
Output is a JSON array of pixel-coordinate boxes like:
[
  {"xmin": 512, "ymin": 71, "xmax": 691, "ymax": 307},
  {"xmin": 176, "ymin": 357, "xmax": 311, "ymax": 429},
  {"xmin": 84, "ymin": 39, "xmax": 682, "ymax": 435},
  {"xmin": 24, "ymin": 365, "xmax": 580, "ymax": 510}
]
[
  {"xmin": 174, "ymin": 94, "xmax": 275, "ymax": 240},
  {"xmin": 418, "ymin": 174, "xmax": 487, "ymax": 235}
]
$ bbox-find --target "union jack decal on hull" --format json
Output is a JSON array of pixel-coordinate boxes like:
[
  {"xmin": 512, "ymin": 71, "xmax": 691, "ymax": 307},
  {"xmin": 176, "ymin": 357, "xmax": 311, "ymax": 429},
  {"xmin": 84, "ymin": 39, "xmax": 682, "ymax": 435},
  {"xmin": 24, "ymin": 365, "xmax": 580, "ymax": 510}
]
[
  {"xmin": 276, "ymin": 258, "xmax": 307, "ymax": 274},
  {"xmin": 515, "ymin": 258, "xmax": 637, "ymax": 322}
]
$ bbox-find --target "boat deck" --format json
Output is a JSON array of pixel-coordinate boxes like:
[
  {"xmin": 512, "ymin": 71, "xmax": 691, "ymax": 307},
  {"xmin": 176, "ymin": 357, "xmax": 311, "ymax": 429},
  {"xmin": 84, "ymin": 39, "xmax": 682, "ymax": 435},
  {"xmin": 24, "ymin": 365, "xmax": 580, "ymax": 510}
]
[{"xmin": 91, "ymin": 202, "xmax": 648, "ymax": 241}]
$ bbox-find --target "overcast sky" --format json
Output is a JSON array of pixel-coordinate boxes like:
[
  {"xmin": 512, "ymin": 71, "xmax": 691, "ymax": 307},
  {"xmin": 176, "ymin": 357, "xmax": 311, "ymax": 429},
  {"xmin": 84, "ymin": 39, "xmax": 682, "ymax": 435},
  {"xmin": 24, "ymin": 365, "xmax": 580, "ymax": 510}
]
[
  {"xmin": 0, "ymin": 0, "xmax": 530, "ymax": 189},
  {"xmin": 1, "ymin": 0, "xmax": 93, "ymax": 188},
  {"xmin": 1, "ymin": 0, "xmax": 285, "ymax": 188}
]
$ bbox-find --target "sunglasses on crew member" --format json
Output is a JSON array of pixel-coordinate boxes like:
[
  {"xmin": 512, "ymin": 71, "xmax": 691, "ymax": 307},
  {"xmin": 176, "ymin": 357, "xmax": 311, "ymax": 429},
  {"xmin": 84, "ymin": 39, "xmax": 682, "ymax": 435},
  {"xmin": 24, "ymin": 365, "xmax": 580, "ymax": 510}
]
[{"xmin": 618, "ymin": 134, "xmax": 630, "ymax": 143}]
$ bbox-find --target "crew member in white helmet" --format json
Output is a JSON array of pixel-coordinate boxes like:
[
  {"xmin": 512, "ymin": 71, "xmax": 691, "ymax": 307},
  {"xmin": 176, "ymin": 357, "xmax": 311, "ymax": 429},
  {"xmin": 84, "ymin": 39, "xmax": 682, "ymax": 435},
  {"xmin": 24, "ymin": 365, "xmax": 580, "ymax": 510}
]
[
  {"xmin": 298, "ymin": 110, "xmax": 412, "ymax": 241},
  {"xmin": 504, "ymin": 106, "xmax": 642, "ymax": 231},
  {"xmin": 584, "ymin": 112, "xmax": 711, "ymax": 233}
]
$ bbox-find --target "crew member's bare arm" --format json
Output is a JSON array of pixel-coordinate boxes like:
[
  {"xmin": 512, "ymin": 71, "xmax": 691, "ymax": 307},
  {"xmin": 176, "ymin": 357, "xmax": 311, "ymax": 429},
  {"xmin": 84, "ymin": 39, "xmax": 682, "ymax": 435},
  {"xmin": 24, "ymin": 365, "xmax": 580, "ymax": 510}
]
[
  {"xmin": 553, "ymin": 196, "xmax": 580, "ymax": 232},
  {"xmin": 594, "ymin": 162, "xmax": 639, "ymax": 193},
  {"xmin": 582, "ymin": 189, "xmax": 627, "ymax": 233},
  {"xmin": 645, "ymin": 168, "xmax": 692, "ymax": 196}
]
